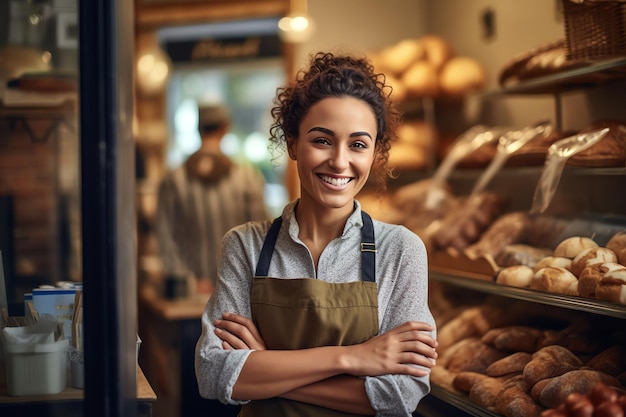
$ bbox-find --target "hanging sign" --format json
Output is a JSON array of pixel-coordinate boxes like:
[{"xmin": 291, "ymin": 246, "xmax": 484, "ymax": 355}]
[{"xmin": 163, "ymin": 34, "xmax": 282, "ymax": 64}]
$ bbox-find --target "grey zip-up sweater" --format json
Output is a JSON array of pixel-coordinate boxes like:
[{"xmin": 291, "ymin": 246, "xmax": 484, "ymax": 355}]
[{"xmin": 195, "ymin": 199, "xmax": 435, "ymax": 416}]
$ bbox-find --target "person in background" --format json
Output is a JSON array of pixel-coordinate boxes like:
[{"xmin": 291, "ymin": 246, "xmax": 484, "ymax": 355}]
[
  {"xmin": 156, "ymin": 102, "xmax": 269, "ymax": 295},
  {"xmin": 195, "ymin": 52, "xmax": 438, "ymax": 416}
]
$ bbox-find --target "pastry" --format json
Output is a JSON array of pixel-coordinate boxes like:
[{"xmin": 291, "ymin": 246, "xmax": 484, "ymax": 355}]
[
  {"xmin": 578, "ymin": 262, "xmax": 623, "ymax": 298},
  {"xmin": 606, "ymin": 231, "xmax": 626, "ymax": 266},
  {"xmin": 595, "ymin": 263, "xmax": 626, "ymax": 305},
  {"xmin": 496, "ymin": 265, "xmax": 534, "ymax": 288},
  {"xmin": 553, "ymin": 236, "xmax": 599, "ymax": 259},
  {"xmin": 578, "ymin": 263, "xmax": 606, "ymax": 298},
  {"xmin": 530, "ymin": 266, "xmax": 578, "ymax": 294},
  {"xmin": 533, "ymin": 256, "xmax": 572, "ymax": 273},
  {"xmin": 570, "ymin": 247, "xmax": 617, "ymax": 277}
]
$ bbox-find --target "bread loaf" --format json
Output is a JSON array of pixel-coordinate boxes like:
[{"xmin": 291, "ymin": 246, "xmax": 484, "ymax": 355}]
[
  {"xmin": 586, "ymin": 345, "xmax": 626, "ymax": 377},
  {"xmin": 523, "ymin": 345, "xmax": 582, "ymax": 386},
  {"xmin": 486, "ymin": 352, "xmax": 533, "ymax": 377},
  {"xmin": 482, "ymin": 326, "xmax": 544, "ymax": 353},
  {"xmin": 452, "ymin": 371, "xmax": 490, "ymax": 393},
  {"xmin": 495, "ymin": 244, "xmax": 553, "ymax": 268},
  {"xmin": 469, "ymin": 376, "xmax": 509, "ymax": 409},
  {"xmin": 569, "ymin": 121, "xmax": 626, "ymax": 167},
  {"xmin": 538, "ymin": 369, "xmax": 620, "ymax": 409},
  {"xmin": 495, "ymin": 375, "xmax": 544, "ymax": 417},
  {"xmin": 465, "ymin": 211, "xmax": 531, "ymax": 260},
  {"xmin": 448, "ymin": 340, "xmax": 508, "ymax": 374}
]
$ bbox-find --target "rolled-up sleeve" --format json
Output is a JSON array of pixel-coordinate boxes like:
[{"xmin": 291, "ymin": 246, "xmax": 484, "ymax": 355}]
[
  {"xmin": 365, "ymin": 225, "xmax": 436, "ymax": 416},
  {"xmin": 194, "ymin": 225, "xmax": 262, "ymax": 405}
]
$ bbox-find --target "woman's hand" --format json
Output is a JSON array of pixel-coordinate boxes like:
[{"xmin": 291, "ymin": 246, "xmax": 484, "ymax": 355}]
[
  {"xmin": 346, "ymin": 321, "xmax": 437, "ymax": 378},
  {"xmin": 214, "ymin": 312, "xmax": 267, "ymax": 351}
]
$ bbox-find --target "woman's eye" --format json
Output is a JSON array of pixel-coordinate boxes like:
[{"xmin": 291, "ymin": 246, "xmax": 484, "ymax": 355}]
[
  {"xmin": 312, "ymin": 137, "xmax": 330, "ymax": 145},
  {"xmin": 351, "ymin": 141, "xmax": 368, "ymax": 149}
]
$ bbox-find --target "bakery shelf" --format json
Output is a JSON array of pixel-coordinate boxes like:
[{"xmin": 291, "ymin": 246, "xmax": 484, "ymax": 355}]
[
  {"xmin": 490, "ymin": 56, "xmax": 626, "ymax": 95},
  {"xmin": 429, "ymin": 271, "xmax": 626, "ymax": 319}
]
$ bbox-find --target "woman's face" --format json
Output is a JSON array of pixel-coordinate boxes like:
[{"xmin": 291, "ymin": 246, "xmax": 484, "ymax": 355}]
[{"xmin": 288, "ymin": 96, "xmax": 377, "ymax": 212}]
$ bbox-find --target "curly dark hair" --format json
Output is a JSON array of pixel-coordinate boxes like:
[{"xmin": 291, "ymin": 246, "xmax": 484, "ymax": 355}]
[{"xmin": 269, "ymin": 51, "xmax": 401, "ymax": 192}]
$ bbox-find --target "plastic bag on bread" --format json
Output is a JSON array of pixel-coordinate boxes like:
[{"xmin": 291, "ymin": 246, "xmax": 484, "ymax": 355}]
[{"xmin": 530, "ymin": 128, "xmax": 609, "ymax": 214}]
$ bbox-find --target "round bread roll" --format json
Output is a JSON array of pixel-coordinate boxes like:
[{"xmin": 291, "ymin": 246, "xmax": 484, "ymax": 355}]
[
  {"xmin": 530, "ymin": 267, "xmax": 578, "ymax": 294},
  {"xmin": 401, "ymin": 60, "xmax": 439, "ymax": 97},
  {"xmin": 606, "ymin": 231, "xmax": 626, "ymax": 266},
  {"xmin": 496, "ymin": 265, "xmax": 534, "ymax": 288},
  {"xmin": 578, "ymin": 263, "xmax": 607, "ymax": 298},
  {"xmin": 570, "ymin": 247, "xmax": 617, "ymax": 277},
  {"xmin": 439, "ymin": 56, "xmax": 486, "ymax": 96},
  {"xmin": 554, "ymin": 237, "xmax": 599, "ymax": 259},
  {"xmin": 595, "ymin": 263, "xmax": 626, "ymax": 305},
  {"xmin": 419, "ymin": 35, "xmax": 453, "ymax": 71},
  {"xmin": 533, "ymin": 256, "xmax": 572, "ymax": 273},
  {"xmin": 379, "ymin": 38, "xmax": 425, "ymax": 76}
]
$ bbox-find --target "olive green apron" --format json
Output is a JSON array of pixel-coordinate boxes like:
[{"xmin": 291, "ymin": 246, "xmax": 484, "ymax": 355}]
[{"xmin": 239, "ymin": 212, "xmax": 379, "ymax": 417}]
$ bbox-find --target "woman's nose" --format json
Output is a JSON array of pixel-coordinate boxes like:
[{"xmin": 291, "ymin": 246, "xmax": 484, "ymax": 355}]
[{"xmin": 328, "ymin": 147, "xmax": 349, "ymax": 170}]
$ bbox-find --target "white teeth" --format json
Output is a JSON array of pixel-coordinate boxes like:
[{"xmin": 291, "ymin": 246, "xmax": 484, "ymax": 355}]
[{"xmin": 320, "ymin": 175, "xmax": 351, "ymax": 186}]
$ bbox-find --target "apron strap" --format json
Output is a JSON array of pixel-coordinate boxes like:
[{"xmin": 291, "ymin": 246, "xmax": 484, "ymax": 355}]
[
  {"xmin": 360, "ymin": 211, "xmax": 376, "ymax": 283},
  {"xmin": 254, "ymin": 217, "xmax": 283, "ymax": 277},
  {"xmin": 254, "ymin": 211, "xmax": 376, "ymax": 282}
]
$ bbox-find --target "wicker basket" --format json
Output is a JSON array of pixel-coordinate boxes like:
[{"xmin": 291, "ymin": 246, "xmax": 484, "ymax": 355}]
[{"xmin": 562, "ymin": 0, "xmax": 626, "ymax": 61}]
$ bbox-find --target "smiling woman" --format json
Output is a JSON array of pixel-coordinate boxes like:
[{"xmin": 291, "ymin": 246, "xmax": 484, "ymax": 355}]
[
  {"xmin": 289, "ymin": 96, "xmax": 377, "ymax": 215},
  {"xmin": 194, "ymin": 51, "xmax": 438, "ymax": 417}
]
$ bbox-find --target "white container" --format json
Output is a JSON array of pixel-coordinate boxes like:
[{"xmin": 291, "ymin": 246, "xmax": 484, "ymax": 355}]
[{"xmin": 3, "ymin": 339, "xmax": 69, "ymax": 396}]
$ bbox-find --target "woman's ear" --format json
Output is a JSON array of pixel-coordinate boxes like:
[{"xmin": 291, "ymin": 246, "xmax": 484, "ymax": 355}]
[{"xmin": 287, "ymin": 137, "xmax": 297, "ymax": 160}]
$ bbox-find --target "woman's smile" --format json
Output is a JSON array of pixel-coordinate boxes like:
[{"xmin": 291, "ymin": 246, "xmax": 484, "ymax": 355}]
[{"xmin": 318, "ymin": 174, "xmax": 353, "ymax": 188}]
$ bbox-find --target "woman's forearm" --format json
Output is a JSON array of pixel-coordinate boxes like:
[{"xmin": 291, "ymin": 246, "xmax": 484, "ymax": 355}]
[
  {"xmin": 281, "ymin": 374, "xmax": 375, "ymax": 415},
  {"xmin": 230, "ymin": 321, "xmax": 436, "ymax": 401},
  {"xmin": 231, "ymin": 346, "xmax": 349, "ymax": 400}
]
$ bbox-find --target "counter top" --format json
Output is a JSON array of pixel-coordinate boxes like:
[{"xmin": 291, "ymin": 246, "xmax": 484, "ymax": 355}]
[
  {"xmin": 0, "ymin": 365, "xmax": 156, "ymax": 404},
  {"xmin": 139, "ymin": 288, "xmax": 211, "ymax": 321}
]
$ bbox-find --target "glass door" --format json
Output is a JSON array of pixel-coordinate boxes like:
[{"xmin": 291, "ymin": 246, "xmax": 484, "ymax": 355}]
[{"xmin": 1, "ymin": 0, "xmax": 139, "ymax": 416}]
